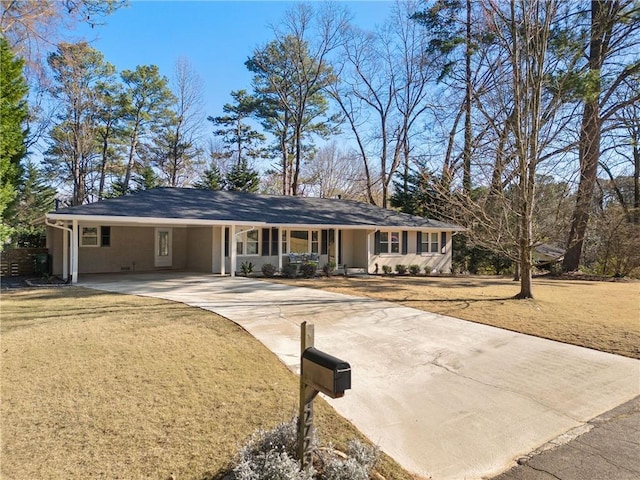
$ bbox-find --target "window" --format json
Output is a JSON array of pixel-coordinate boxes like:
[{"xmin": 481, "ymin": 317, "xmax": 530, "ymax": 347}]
[
  {"xmin": 158, "ymin": 230, "xmax": 170, "ymax": 256},
  {"xmin": 430, "ymin": 232, "xmax": 439, "ymax": 253},
  {"xmin": 237, "ymin": 229, "xmax": 259, "ymax": 256},
  {"xmin": 81, "ymin": 227, "xmax": 99, "ymax": 246},
  {"xmin": 290, "ymin": 230, "xmax": 308, "ymax": 253},
  {"xmin": 420, "ymin": 233, "xmax": 430, "ymax": 253},
  {"xmin": 420, "ymin": 232, "xmax": 441, "ymax": 254},
  {"xmin": 390, "ymin": 231, "xmax": 400, "ymax": 253},
  {"xmin": 282, "ymin": 230, "xmax": 288, "ymax": 255},
  {"xmin": 378, "ymin": 231, "xmax": 401, "ymax": 254},
  {"xmin": 81, "ymin": 226, "xmax": 111, "ymax": 247},
  {"xmin": 311, "ymin": 231, "xmax": 319, "ymax": 254}
]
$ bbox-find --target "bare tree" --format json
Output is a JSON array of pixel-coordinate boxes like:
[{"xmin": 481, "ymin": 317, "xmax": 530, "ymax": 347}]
[
  {"xmin": 329, "ymin": 0, "xmax": 436, "ymax": 208},
  {"xmin": 303, "ymin": 141, "xmax": 368, "ymax": 200},
  {"xmin": 149, "ymin": 57, "xmax": 205, "ymax": 187},
  {"xmin": 0, "ymin": 0, "xmax": 125, "ymax": 75}
]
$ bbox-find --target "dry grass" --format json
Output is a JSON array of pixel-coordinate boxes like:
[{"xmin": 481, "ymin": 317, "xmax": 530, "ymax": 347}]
[
  {"xmin": 1, "ymin": 288, "xmax": 415, "ymax": 480},
  {"xmin": 268, "ymin": 275, "xmax": 640, "ymax": 359}
]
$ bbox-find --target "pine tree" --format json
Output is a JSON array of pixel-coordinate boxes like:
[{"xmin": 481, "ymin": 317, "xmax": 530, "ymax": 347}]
[
  {"xmin": 193, "ymin": 163, "xmax": 224, "ymax": 190},
  {"xmin": 0, "ymin": 36, "xmax": 28, "ymax": 248},
  {"xmin": 225, "ymin": 159, "xmax": 260, "ymax": 193},
  {"xmin": 12, "ymin": 161, "xmax": 56, "ymax": 247}
]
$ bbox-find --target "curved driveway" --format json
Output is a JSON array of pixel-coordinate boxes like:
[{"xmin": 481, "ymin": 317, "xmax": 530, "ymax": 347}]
[{"xmin": 82, "ymin": 273, "xmax": 640, "ymax": 480}]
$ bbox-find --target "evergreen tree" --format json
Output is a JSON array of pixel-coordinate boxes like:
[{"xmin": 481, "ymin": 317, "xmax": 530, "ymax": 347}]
[
  {"xmin": 132, "ymin": 165, "xmax": 162, "ymax": 192},
  {"xmin": 11, "ymin": 161, "xmax": 56, "ymax": 247},
  {"xmin": 193, "ymin": 162, "xmax": 224, "ymax": 190},
  {"xmin": 0, "ymin": 36, "xmax": 28, "ymax": 248},
  {"xmin": 208, "ymin": 89, "xmax": 266, "ymax": 166},
  {"xmin": 225, "ymin": 159, "xmax": 260, "ymax": 193},
  {"xmin": 390, "ymin": 165, "xmax": 443, "ymax": 220}
]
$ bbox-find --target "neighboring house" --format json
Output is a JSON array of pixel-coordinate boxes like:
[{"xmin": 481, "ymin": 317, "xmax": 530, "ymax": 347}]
[
  {"xmin": 44, "ymin": 188, "xmax": 464, "ymax": 284},
  {"xmin": 534, "ymin": 244, "xmax": 565, "ymax": 267}
]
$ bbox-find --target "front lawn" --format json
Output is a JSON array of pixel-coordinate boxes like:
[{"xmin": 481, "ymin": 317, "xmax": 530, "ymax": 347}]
[{"xmin": 1, "ymin": 288, "xmax": 416, "ymax": 480}]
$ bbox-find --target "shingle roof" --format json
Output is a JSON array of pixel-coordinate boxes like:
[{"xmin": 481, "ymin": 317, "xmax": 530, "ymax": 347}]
[{"xmin": 48, "ymin": 188, "xmax": 463, "ymax": 230}]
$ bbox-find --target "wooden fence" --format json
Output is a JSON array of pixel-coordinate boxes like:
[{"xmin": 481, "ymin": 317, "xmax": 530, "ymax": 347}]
[{"xmin": 0, "ymin": 248, "xmax": 49, "ymax": 277}]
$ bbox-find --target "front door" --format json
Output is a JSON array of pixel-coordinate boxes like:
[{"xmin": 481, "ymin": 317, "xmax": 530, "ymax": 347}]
[{"xmin": 155, "ymin": 228, "xmax": 172, "ymax": 267}]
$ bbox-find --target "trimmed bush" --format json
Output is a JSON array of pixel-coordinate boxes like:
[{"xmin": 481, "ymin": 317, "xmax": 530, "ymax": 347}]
[
  {"xmin": 299, "ymin": 262, "xmax": 317, "ymax": 279},
  {"xmin": 408, "ymin": 264, "xmax": 421, "ymax": 275},
  {"xmin": 381, "ymin": 265, "xmax": 393, "ymax": 275},
  {"xmin": 282, "ymin": 263, "xmax": 298, "ymax": 279},
  {"xmin": 395, "ymin": 264, "xmax": 407, "ymax": 275},
  {"xmin": 262, "ymin": 263, "xmax": 277, "ymax": 277}
]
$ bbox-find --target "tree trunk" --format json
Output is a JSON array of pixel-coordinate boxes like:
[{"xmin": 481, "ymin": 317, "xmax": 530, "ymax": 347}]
[
  {"xmin": 563, "ymin": 94, "xmax": 601, "ymax": 271},
  {"xmin": 124, "ymin": 130, "xmax": 139, "ymax": 193},
  {"xmin": 462, "ymin": 0, "xmax": 472, "ymax": 194},
  {"xmin": 515, "ymin": 244, "xmax": 533, "ymax": 299},
  {"xmin": 563, "ymin": 0, "xmax": 606, "ymax": 271}
]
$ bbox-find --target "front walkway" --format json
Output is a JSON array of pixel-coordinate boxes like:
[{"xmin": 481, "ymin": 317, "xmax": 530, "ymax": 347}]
[{"xmin": 81, "ymin": 273, "xmax": 640, "ymax": 480}]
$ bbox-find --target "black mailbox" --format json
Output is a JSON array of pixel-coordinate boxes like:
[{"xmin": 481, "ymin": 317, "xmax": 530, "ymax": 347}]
[{"xmin": 302, "ymin": 347, "xmax": 351, "ymax": 398}]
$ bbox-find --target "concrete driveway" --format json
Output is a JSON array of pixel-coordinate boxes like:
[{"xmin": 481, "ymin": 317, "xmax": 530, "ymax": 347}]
[{"xmin": 81, "ymin": 273, "xmax": 640, "ymax": 480}]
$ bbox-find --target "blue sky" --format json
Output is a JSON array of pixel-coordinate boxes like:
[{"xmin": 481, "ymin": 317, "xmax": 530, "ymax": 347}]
[{"xmin": 75, "ymin": 1, "xmax": 395, "ymax": 120}]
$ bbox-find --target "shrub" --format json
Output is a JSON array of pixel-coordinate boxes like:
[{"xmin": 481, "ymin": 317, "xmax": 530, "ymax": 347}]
[
  {"xmin": 240, "ymin": 261, "xmax": 254, "ymax": 276},
  {"xmin": 395, "ymin": 264, "xmax": 407, "ymax": 275},
  {"xmin": 408, "ymin": 264, "xmax": 421, "ymax": 275},
  {"xmin": 322, "ymin": 261, "xmax": 336, "ymax": 277},
  {"xmin": 232, "ymin": 418, "xmax": 316, "ymax": 480},
  {"xmin": 234, "ymin": 450, "xmax": 314, "ymax": 480},
  {"xmin": 262, "ymin": 263, "xmax": 277, "ymax": 277},
  {"xmin": 282, "ymin": 263, "xmax": 298, "ymax": 279},
  {"xmin": 299, "ymin": 262, "xmax": 317, "ymax": 279},
  {"xmin": 321, "ymin": 441, "xmax": 379, "ymax": 480},
  {"xmin": 423, "ymin": 265, "xmax": 433, "ymax": 275},
  {"xmin": 382, "ymin": 265, "xmax": 393, "ymax": 275}
]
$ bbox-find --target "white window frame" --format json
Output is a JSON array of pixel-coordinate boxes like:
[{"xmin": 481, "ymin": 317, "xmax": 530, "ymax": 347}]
[
  {"xmin": 421, "ymin": 231, "xmax": 441, "ymax": 254},
  {"xmin": 80, "ymin": 226, "xmax": 99, "ymax": 247},
  {"xmin": 430, "ymin": 232, "xmax": 439, "ymax": 253},
  {"xmin": 237, "ymin": 229, "xmax": 260, "ymax": 256},
  {"xmin": 379, "ymin": 230, "xmax": 401, "ymax": 255},
  {"xmin": 284, "ymin": 229, "xmax": 320, "ymax": 254}
]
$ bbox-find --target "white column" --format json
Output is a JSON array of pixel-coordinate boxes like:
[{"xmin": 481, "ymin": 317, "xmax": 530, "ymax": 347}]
[
  {"xmin": 367, "ymin": 230, "xmax": 372, "ymax": 274},
  {"xmin": 71, "ymin": 220, "xmax": 79, "ymax": 284},
  {"xmin": 230, "ymin": 224, "xmax": 236, "ymax": 277},
  {"xmin": 278, "ymin": 228, "xmax": 284, "ymax": 271},
  {"xmin": 62, "ymin": 225, "xmax": 69, "ymax": 281},
  {"xmin": 333, "ymin": 228, "xmax": 339, "ymax": 266},
  {"xmin": 220, "ymin": 226, "xmax": 226, "ymax": 275}
]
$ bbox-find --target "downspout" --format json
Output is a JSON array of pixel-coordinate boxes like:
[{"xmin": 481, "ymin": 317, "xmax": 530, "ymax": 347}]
[{"xmin": 45, "ymin": 218, "xmax": 72, "ymax": 283}]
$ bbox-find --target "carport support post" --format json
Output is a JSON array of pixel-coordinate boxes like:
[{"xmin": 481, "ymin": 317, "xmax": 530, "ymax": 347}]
[{"xmin": 298, "ymin": 321, "xmax": 317, "ymax": 471}]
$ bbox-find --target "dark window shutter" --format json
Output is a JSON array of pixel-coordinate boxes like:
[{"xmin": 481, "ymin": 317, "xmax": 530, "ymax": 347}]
[
  {"xmin": 402, "ymin": 231, "xmax": 408, "ymax": 255},
  {"xmin": 321, "ymin": 229, "xmax": 328, "ymax": 255},
  {"xmin": 338, "ymin": 230, "xmax": 343, "ymax": 265},
  {"xmin": 101, "ymin": 226, "xmax": 111, "ymax": 247},
  {"xmin": 224, "ymin": 227, "xmax": 229, "ymax": 257},
  {"xmin": 416, "ymin": 231, "xmax": 422, "ymax": 254},
  {"xmin": 271, "ymin": 228, "xmax": 279, "ymax": 255},
  {"xmin": 374, "ymin": 231, "xmax": 381, "ymax": 255},
  {"xmin": 441, "ymin": 232, "xmax": 447, "ymax": 253},
  {"xmin": 261, "ymin": 228, "xmax": 270, "ymax": 256}
]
